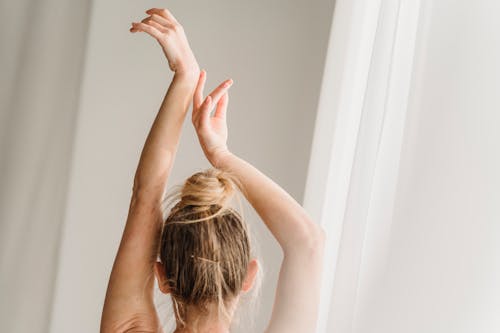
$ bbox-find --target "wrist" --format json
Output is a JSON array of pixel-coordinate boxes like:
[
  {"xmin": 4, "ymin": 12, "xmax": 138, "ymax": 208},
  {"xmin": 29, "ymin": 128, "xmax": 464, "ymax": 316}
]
[
  {"xmin": 174, "ymin": 62, "xmax": 200, "ymax": 81},
  {"xmin": 172, "ymin": 70, "xmax": 199, "ymax": 91},
  {"xmin": 211, "ymin": 149, "xmax": 234, "ymax": 170}
]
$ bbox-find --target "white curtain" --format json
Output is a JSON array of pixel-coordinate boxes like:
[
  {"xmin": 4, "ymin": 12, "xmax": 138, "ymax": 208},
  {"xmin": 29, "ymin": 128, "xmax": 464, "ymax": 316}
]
[
  {"xmin": 304, "ymin": 0, "xmax": 422, "ymax": 332},
  {"xmin": 0, "ymin": 0, "xmax": 91, "ymax": 332},
  {"xmin": 307, "ymin": 0, "xmax": 500, "ymax": 332}
]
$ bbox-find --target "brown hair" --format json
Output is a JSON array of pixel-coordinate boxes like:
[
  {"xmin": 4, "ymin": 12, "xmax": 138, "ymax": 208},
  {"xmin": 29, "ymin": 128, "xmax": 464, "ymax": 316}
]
[{"xmin": 158, "ymin": 167, "xmax": 255, "ymax": 330}]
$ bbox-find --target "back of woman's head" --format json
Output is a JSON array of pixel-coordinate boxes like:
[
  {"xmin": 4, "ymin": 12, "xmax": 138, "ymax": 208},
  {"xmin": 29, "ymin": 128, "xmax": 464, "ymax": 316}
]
[{"xmin": 158, "ymin": 168, "xmax": 257, "ymax": 329}]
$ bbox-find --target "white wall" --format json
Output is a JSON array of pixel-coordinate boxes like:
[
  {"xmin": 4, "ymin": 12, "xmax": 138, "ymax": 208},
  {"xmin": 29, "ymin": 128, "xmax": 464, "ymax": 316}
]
[
  {"xmin": 0, "ymin": 1, "xmax": 90, "ymax": 332},
  {"xmin": 353, "ymin": 1, "xmax": 500, "ymax": 332},
  {"xmin": 49, "ymin": 1, "xmax": 334, "ymax": 332}
]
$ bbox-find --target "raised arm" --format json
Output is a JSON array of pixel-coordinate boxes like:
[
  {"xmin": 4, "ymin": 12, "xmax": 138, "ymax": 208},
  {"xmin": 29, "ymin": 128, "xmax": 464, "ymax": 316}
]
[
  {"xmin": 191, "ymin": 72, "xmax": 326, "ymax": 333},
  {"xmin": 101, "ymin": 8, "xmax": 203, "ymax": 332},
  {"xmin": 131, "ymin": 9, "xmax": 200, "ymax": 197}
]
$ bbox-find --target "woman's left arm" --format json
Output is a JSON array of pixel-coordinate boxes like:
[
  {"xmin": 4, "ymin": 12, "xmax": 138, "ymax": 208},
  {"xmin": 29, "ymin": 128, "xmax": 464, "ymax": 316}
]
[{"xmin": 101, "ymin": 8, "xmax": 204, "ymax": 332}]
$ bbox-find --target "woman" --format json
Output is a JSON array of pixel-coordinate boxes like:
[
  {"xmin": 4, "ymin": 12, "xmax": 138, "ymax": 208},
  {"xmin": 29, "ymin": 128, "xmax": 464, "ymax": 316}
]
[{"xmin": 100, "ymin": 7, "xmax": 325, "ymax": 333}]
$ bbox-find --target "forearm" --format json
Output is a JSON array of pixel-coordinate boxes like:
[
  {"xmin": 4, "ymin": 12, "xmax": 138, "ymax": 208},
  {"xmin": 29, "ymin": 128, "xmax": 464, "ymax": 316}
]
[
  {"xmin": 216, "ymin": 152, "xmax": 323, "ymax": 253},
  {"xmin": 133, "ymin": 70, "xmax": 200, "ymax": 200}
]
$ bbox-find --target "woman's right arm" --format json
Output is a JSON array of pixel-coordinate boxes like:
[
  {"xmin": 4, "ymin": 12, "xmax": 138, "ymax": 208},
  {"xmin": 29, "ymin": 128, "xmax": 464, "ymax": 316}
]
[
  {"xmin": 191, "ymin": 72, "xmax": 326, "ymax": 333},
  {"xmin": 216, "ymin": 152, "xmax": 326, "ymax": 333}
]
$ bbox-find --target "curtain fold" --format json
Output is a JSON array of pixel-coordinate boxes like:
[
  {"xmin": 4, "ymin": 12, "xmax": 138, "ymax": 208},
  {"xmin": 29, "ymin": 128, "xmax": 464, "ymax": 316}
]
[
  {"xmin": 0, "ymin": 0, "xmax": 91, "ymax": 332},
  {"xmin": 303, "ymin": 0, "xmax": 422, "ymax": 332}
]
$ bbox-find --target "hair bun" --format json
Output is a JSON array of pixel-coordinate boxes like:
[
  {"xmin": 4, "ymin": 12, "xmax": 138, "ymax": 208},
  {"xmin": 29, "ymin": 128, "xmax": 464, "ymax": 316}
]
[{"xmin": 179, "ymin": 168, "xmax": 235, "ymax": 209}]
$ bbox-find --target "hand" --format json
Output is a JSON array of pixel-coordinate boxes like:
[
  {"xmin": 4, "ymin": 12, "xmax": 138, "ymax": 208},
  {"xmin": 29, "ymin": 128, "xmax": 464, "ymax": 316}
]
[
  {"xmin": 130, "ymin": 8, "xmax": 199, "ymax": 76},
  {"xmin": 192, "ymin": 70, "xmax": 234, "ymax": 167}
]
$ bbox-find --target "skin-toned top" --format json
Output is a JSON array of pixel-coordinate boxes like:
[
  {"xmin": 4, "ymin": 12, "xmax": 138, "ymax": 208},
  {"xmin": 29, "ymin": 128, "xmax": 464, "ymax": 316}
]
[{"xmin": 100, "ymin": 7, "xmax": 326, "ymax": 333}]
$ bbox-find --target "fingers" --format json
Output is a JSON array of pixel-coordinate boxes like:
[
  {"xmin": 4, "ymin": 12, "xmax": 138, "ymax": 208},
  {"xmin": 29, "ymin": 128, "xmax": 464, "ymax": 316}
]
[
  {"xmin": 192, "ymin": 70, "xmax": 208, "ymax": 127},
  {"xmin": 192, "ymin": 72, "xmax": 233, "ymax": 128},
  {"xmin": 145, "ymin": 8, "xmax": 179, "ymax": 25},
  {"xmin": 214, "ymin": 92, "xmax": 229, "ymax": 120},
  {"xmin": 143, "ymin": 13, "xmax": 176, "ymax": 30},
  {"xmin": 130, "ymin": 7, "xmax": 180, "ymax": 38},
  {"xmin": 131, "ymin": 13, "xmax": 174, "ymax": 34},
  {"xmin": 196, "ymin": 79, "xmax": 232, "ymax": 126},
  {"xmin": 199, "ymin": 96, "xmax": 213, "ymax": 129},
  {"xmin": 193, "ymin": 94, "xmax": 212, "ymax": 129},
  {"xmin": 140, "ymin": 17, "xmax": 167, "ymax": 32},
  {"xmin": 130, "ymin": 22, "xmax": 163, "ymax": 40},
  {"xmin": 206, "ymin": 79, "xmax": 233, "ymax": 107},
  {"xmin": 194, "ymin": 69, "xmax": 207, "ymax": 110}
]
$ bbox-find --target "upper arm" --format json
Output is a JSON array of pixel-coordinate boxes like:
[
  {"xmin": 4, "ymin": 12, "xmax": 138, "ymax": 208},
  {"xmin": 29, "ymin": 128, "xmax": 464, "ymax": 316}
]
[
  {"xmin": 264, "ymin": 228, "xmax": 326, "ymax": 333},
  {"xmin": 100, "ymin": 193, "xmax": 163, "ymax": 333}
]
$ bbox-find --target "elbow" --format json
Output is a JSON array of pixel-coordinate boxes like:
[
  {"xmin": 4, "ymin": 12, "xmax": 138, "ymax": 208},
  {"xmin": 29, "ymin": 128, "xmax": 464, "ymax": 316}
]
[
  {"xmin": 131, "ymin": 176, "xmax": 166, "ymax": 205},
  {"xmin": 302, "ymin": 224, "xmax": 326, "ymax": 260},
  {"xmin": 316, "ymin": 224, "xmax": 327, "ymax": 244},
  {"xmin": 307, "ymin": 224, "xmax": 326, "ymax": 252},
  {"xmin": 302, "ymin": 217, "xmax": 326, "ymax": 248},
  {"xmin": 283, "ymin": 222, "xmax": 326, "ymax": 256}
]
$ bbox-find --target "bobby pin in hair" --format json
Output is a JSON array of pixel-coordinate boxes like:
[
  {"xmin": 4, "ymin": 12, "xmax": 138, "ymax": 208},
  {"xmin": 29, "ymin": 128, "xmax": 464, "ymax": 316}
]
[{"xmin": 190, "ymin": 254, "xmax": 219, "ymax": 264}]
